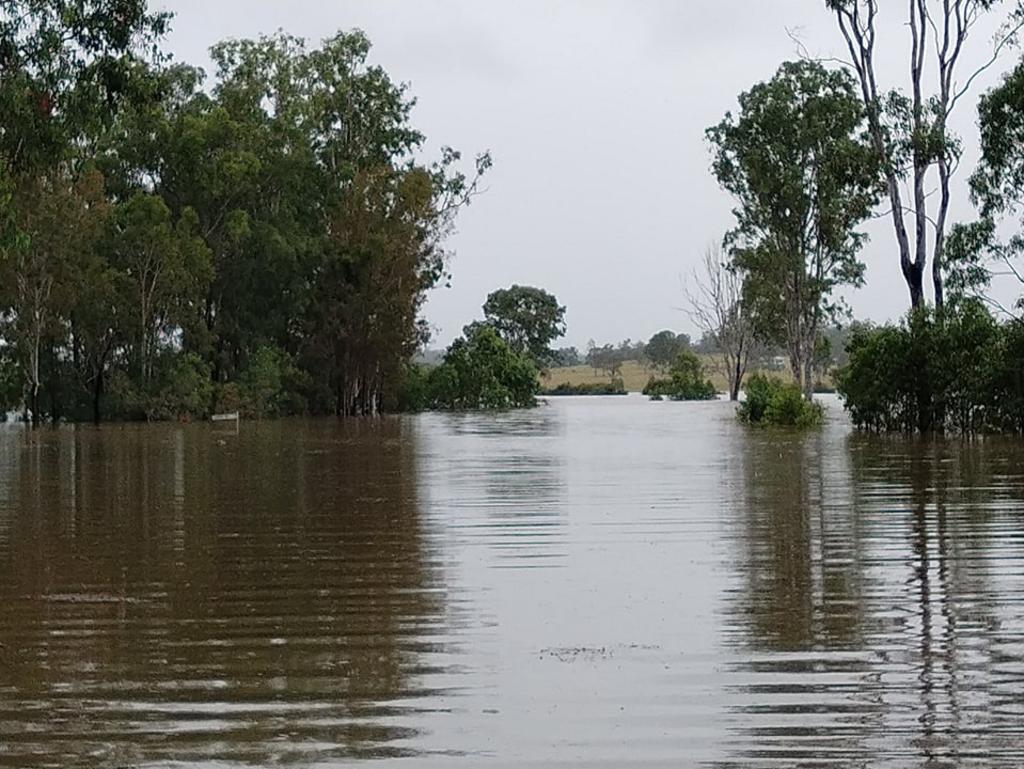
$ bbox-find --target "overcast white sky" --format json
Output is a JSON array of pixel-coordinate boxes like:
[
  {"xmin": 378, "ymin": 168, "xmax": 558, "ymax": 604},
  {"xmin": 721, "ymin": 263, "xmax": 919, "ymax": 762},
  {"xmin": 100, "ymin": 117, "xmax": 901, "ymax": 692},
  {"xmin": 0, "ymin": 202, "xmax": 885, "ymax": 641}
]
[{"xmin": 155, "ymin": 0, "xmax": 1018, "ymax": 348}]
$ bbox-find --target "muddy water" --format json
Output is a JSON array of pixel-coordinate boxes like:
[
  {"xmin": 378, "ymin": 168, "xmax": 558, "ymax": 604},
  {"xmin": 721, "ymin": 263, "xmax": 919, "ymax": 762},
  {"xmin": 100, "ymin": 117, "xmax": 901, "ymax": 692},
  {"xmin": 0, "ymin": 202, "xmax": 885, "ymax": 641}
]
[{"xmin": 1, "ymin": 396, "xmax": 1024, "ymax": 767}]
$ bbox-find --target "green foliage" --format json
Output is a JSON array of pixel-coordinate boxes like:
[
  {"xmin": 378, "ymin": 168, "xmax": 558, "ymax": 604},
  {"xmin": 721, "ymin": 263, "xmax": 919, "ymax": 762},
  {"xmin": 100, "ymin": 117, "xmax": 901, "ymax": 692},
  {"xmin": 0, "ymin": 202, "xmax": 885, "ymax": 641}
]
[
  {"xmin": 238, "ymin": 346, "xmax": 294, "ymax": 418},
  {"xmin": 709, "ymin": 60, "xmax": 882, "ymax": 397},
  {"xmin": 645, "ymin": 330, "xmax": 689, "ymax": 370},
  {"xmin": 0, "ymin": 13, "xmax": 489, "ymax": 423},
  {"xmin": 107, "ymin": 351, "xmax": 214, "ymax": 422},
  {"xmin": 0, "ymin": 0, "xmax": 171, "ymax": 174},
  {"xmin": 836, "ymin": 303, "xmax": 1024, "ymax": 434},
  {"xmin": 542, "ymin": 380, "xmax": 627, "ymax": 396},
  {"xmin": 145, "ymin": 352, "xmax": 214, "ymax": 421},
  {"xmin": 392, "ymin": 363, "xmax": 434, "ymax": 413},
  {"xmin": 483, "ymin": 285, "xmax": 566, "ymax": 366},
  {"xmin": 429, "ymin": 324, "xmax": 538, "ymax": 410},
  {"xmin": 950, "ymin": 59, "xmax": 1024, "ymax": 306},
  {"xmin": 738, "ymin": 374, "xmax": 824, "ymax": 428},
  {"xmin": 642, "ymin": 351, "xmax": 717, "ymax": 401}
]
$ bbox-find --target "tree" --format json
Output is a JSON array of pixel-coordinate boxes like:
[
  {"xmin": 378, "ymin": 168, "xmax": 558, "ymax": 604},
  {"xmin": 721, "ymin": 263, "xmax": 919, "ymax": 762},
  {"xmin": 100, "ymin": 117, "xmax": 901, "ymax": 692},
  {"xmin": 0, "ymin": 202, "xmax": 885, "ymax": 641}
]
[
  {"xmin": 826, "ymin": 0, "xmax": 1024, "ymax": 309},
  {"xmin": 107, "ymin": 194, "xmax": 212, "ymax": 384},
  {"xmin": 0, "ymin": 21, "xmax": 491, "ymax": 423},
  {"xmin": 685, "ymin": 245, "xmax": 756, "ymax": 401},
  {"xmin": 645, "ymin": 330, "xmax": 687, "ymax": 371},
  {"xmin": 947, "ymin": 59, "xmax": 1024, "ymax": 311},
  {"xmin": 0, "ymin": 0, "xmax": 171, "ymax": 174},
  {"xmin": 585, "ymin": 343, "xmax": 623, "ymax": 379},
  {"xmin": 1, "ymin": 170, "xmax": 109, "ymax": 423},
  {"xmin": 708, "ymin": 60, "xmax": 882, "ymax": 400},
  {"xmin": 483, "ymin": 285, "xmax": 566, "ymax": 366},
  {"xmin": 551, "ymin": 346, "xmax": 582, "ymax": 366}
]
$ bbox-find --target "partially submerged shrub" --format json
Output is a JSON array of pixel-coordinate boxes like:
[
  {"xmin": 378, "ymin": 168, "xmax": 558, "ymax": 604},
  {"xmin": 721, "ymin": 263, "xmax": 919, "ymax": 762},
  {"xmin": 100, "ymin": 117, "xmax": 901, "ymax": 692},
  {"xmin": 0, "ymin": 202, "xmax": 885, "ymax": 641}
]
[
  {"xmin": 738, "ymin": 374, "xmax": 823, "ymax": 427},
  {"xmin": 429, "ymin": 324, "xmax": 538, "ymax": 410},
  {"xmin": 542, "ymin": 379, "xmax": 627, "ymax": 396},
  {"xmin": 836, "ymin": 303, "xmax": 1022, "ymax": 434}
]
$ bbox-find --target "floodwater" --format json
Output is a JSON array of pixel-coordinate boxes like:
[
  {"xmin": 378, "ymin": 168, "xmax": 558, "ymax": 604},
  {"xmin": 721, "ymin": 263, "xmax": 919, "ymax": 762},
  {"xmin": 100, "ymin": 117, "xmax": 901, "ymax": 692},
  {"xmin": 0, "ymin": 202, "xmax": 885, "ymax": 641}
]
[{"xmin": 2, "ymin": 396, "xmax": 1024, "ymax": 767}]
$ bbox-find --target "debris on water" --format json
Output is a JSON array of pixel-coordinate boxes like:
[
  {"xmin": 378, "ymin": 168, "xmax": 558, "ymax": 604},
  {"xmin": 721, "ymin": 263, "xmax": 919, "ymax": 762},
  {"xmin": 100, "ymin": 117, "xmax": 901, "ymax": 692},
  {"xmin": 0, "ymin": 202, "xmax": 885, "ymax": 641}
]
[
  {"xmin": 539, "ymin": 643, "xmax": 662, "ymax": 663},
  {"xmin": 540, "ymin": 646, "xmax": 612, "ymax": 663}
]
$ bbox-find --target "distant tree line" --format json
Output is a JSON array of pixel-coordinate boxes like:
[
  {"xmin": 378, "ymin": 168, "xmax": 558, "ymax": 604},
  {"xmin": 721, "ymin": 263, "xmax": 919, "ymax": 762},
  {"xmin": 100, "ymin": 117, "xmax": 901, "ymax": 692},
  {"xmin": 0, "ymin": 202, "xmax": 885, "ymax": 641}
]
[{"xmin": 0, "ymin": 1, "xmax": 489, "ymax": 424}]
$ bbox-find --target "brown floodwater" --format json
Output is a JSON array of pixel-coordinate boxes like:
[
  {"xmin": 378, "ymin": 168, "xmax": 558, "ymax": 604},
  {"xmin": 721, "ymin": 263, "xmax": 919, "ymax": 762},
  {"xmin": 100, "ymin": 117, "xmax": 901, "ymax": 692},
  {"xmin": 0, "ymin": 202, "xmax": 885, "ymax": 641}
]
[{"xmin": 2, "ymin": 395, "xmax": 1024, "ymax": 767}]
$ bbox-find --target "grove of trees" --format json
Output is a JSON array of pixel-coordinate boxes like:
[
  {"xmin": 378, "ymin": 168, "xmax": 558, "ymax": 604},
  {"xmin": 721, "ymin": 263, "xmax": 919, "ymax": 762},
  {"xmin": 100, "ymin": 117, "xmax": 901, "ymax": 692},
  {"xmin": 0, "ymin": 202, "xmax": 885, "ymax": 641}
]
[{"xmin": 0, "ymin": 2, "xmax": 489, "ymax": 423}]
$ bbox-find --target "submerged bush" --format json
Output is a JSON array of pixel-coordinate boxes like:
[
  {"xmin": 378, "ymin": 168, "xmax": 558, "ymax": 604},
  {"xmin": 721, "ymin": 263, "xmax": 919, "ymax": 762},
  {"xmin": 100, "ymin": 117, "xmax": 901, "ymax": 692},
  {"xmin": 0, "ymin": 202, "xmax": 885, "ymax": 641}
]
[
  {"xmin": 144, "ymin": 352, "xmax": 215, "ymax": 421},
  {"xmin": 836, "ymin": 303, "xmax": 1023, "ymax": 434},
  {"xmin": 643, "ymin": 351, "xmax": 717, "ymax": 401},
  {"xmin": 542, "ymin": 379, "xmax": 627, "ymax": 396},
  {"xmin": 738, "ymin": 374, "xmax": 823, "ymax": 427},
  {"xmin": 428, "ymin": 324, "xmax": 538, "ymax": 410}
]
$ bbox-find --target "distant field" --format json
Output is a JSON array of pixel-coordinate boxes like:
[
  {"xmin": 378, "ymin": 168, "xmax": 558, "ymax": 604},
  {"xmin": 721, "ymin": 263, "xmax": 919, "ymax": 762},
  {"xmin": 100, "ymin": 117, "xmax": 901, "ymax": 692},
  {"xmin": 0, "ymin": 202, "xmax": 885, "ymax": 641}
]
[{"xmin": 541, "ymin": 356, "xmax": 770, "ymax": 394}]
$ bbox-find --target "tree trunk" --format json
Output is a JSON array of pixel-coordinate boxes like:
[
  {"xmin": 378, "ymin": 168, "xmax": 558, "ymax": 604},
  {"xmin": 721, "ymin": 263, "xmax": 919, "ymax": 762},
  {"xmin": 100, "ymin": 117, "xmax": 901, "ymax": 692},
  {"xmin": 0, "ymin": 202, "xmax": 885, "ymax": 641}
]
[
  {"xmin": 933, "ymin": 152, "xmax": 951, "ymax": 311},
  {"xmin": 30, "ymin": 384, "xmax": 40, "ymax": 428},
  {"xmin": 730, "ymin": 355, "xmax": 742, "ymax": 401},
  {"xmin": 93, "ymin": 368, "xmax": 104, "ymax": 424},
  {"xmin": 802, "ymin": 351, "xmax": 815, "ymax": 402},
  {"xmin": 904, "ymin": 259, "xmax": 925, "ymax": 308}
]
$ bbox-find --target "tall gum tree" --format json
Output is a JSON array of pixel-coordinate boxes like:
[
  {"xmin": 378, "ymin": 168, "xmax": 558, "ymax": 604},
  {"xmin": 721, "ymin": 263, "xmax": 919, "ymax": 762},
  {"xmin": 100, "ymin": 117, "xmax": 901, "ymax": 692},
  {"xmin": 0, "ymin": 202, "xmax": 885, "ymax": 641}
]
[
  {"xmin": 708, "ymin": 60, "xmax": 883, "ymax": 400},
  {"xmin": 825, "ymin": 0, "xmax": 1024, "ymax": 309}
]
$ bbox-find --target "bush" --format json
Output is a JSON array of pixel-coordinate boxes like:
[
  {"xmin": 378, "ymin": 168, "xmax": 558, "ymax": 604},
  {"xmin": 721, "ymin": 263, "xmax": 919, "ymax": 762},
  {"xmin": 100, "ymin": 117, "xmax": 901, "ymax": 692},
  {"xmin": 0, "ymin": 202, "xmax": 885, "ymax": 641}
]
[
  {"xmin": 429, "ymin": 324, "xmax": 538, "ymax": 410},
  {"xmin": 393, "ymin": 363, "xmax": 433, "ymax": 412},
  {"xmin": 542, "ymin": 379, "xmax": 627, "ymax": 396},
  {"xmin": 836, "ymin": 303, "xmax": 1018, "ymax": 434},
  {"xmin": 642, "ymin": 351, "xmax": 717, "ymax": 401},
  {"xmin": 143, "ymin": 352, "xmax": 214, "ymax": 421},
  {"xmin": 238, "ymin": 346, "xmax": 293, "ymax": 418},
  {"xmin": 738, "ymin": 374, "xmax": 823, "ymax": 427}
]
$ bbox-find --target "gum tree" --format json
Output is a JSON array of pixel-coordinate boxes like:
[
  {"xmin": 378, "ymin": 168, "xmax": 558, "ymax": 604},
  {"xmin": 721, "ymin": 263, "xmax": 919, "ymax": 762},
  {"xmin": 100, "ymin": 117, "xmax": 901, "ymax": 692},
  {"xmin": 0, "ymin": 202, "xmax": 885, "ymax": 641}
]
[
  {"xmin": 708, "ymin": 60, "xmax": 882, "ymax": 399},
  {"xmin": 826, "ymin": 0, "xmax": 1024, "ymax": 309}
]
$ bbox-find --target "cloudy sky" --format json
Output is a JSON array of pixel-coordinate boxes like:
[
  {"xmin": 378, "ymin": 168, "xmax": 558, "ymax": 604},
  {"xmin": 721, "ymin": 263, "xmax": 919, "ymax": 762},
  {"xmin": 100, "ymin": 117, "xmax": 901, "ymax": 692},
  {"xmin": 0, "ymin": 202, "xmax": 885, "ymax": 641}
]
[{"xmin": 155, "ymin": 0, "xmax": 1016, "ymax": 348}]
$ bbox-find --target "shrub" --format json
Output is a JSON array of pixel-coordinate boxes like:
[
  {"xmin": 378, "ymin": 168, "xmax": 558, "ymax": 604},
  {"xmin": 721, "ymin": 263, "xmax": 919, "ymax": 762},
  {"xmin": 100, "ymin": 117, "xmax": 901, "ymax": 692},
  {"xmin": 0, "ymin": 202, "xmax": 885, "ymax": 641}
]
[
  {"xmin": 836, "ymin": 303, "xmax": 1015, "ymax": 434},
  {"xmin": 542, "ymin": 379, "xmax": 627, "ymax": 396},
  {"xmin": 642, "ymin": 351, "xmax": 717, "ymax": 401},
  {"xmin": 738, "ymin": 374, "xmax": 823, "ymax": 427},
  {"xmin": 393, "ymin": 363, "xmax": 433, "ymax": 412},
  {"xmin": 143, "ymin": 352, "xmax": 214, "ymax": 421},
  {"xmin": 429, "ymin": 324, "xmax": 538, "ymax": 410},
  {"xmin": 238, "ymin": 346, "xmax": 293, "ymax": 419}
]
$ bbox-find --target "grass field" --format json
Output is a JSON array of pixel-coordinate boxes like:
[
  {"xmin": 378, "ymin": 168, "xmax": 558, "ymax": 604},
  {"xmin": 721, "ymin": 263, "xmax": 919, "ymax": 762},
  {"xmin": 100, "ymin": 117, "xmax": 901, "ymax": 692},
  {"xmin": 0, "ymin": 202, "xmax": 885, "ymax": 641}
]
[{"xmin": 542, "ymin": 357, "xmax": 750, "ymax": 394}]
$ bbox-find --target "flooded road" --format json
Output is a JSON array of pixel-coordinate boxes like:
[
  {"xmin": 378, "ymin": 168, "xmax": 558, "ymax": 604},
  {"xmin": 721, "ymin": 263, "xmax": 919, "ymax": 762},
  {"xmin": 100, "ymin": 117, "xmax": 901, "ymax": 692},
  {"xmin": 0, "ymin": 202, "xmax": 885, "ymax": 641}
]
[{"xmin": 2, "ymin": 396, "xmax": 1024, "ymax": 767}]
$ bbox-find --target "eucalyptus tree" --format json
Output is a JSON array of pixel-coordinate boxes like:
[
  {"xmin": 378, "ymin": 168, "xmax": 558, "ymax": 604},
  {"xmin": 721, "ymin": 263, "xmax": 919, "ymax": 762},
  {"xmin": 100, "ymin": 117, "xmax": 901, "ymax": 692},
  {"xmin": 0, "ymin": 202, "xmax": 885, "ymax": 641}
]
[
  {"xmin": 0, "ymin": 0, "xmax": 171, "ymax": 174},
  {"xmin": 945, "ymin": 60, "xmax": 1024, "ymax": 312},
  {"xmin": 106, "ymin": 194, "xmax": 212, "ymax": 384},
  {"xmin": 826, "ymin": 0, "xmax": 1024, "ymax": 309},
  {"xmin": 708, "ymin": 60, "xmax": 882, "ymax": 399},
  {"xmin": 483, "ymin": 285, "xmax": 567, "ymax": 366},
  {"xmin": 0, "ymin": 0, "xmax": 169, "ymax": 422},
  {"xmin": 684, "ymin": 245, "xmax": 755, "ymax": 401},
  {"xmin": 645, "ymin": 330, "xmax": 687, "ymax": 372}
]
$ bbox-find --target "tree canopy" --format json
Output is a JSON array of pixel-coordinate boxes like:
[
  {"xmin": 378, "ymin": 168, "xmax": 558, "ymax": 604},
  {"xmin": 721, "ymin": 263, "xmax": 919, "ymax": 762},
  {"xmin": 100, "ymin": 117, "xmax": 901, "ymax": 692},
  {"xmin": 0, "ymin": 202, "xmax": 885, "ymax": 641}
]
[
  {"xmin": 482, "ymin": 285, "xmax": 566, "ymax": 366},
  {"xmin": 0, "ymin": 8, "xmax": 490, "ymax": 423}
]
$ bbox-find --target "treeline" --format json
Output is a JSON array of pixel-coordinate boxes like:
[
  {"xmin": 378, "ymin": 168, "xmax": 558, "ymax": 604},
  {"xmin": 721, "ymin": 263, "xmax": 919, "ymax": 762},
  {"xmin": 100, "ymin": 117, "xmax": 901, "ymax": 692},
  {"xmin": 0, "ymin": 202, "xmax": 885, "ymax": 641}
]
[{"xmin": 0, "ymin": 2, "xmax": 487, "ymax": 424}]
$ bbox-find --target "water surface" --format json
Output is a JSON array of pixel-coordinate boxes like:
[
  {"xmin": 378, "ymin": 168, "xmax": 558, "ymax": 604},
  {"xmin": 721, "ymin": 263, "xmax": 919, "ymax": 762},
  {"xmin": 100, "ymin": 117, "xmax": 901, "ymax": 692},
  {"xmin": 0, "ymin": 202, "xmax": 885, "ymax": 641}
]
[{"xmin": 2, "ymin": 396, "xmax": 1024, "ymax": 767}]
